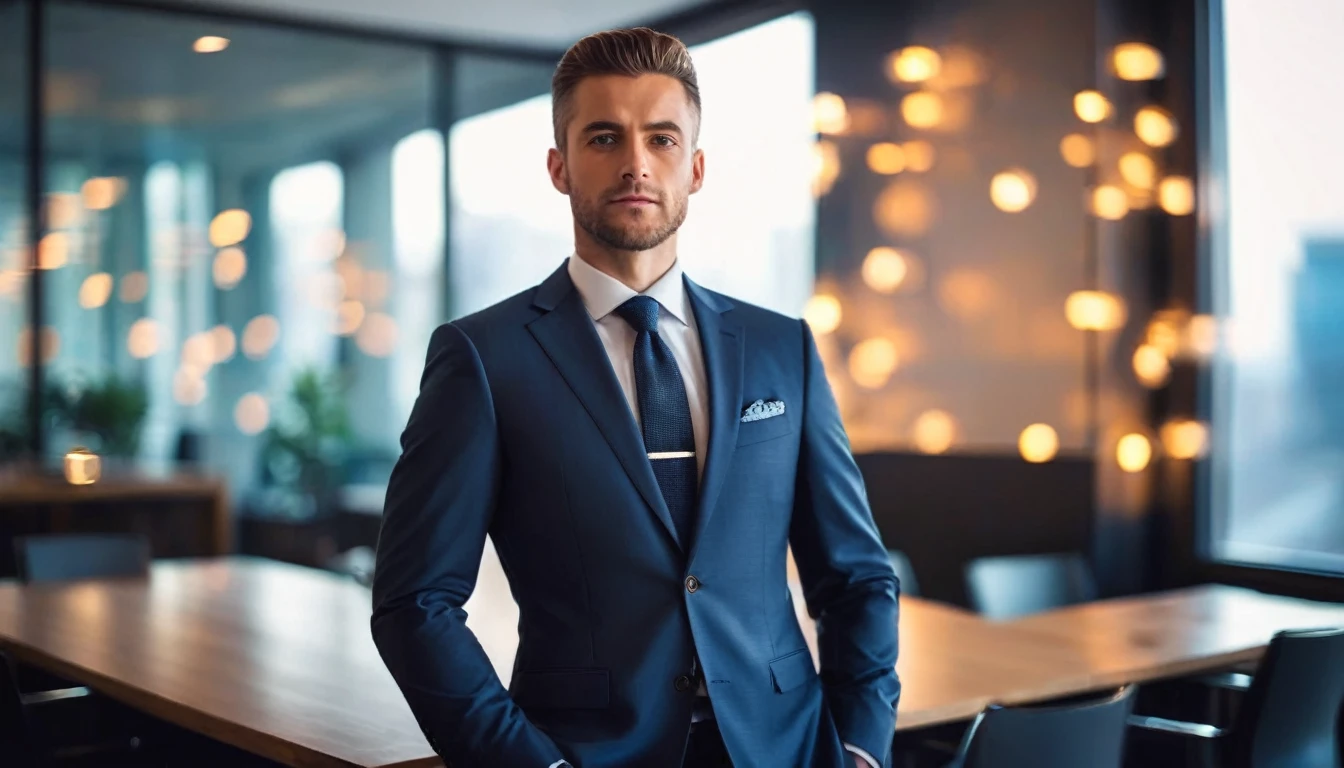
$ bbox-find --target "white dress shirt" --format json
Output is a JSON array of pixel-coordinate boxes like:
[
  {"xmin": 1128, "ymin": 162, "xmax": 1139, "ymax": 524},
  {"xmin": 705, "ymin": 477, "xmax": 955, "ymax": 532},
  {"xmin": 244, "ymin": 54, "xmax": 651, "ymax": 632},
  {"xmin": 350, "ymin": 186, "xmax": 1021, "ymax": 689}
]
[
  {"xmin": 555, "ymin": 255, "xmax": 878, "ymax": 768},
  {"xmin": 567, "ymin": 254, "xmax": 709, "ymax": 479}
]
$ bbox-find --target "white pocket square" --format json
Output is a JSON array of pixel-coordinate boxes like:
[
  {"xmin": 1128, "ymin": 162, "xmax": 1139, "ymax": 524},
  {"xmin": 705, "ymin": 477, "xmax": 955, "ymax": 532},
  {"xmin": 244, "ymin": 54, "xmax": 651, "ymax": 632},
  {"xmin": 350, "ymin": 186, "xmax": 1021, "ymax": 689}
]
[{"xmin": 740, "ymin": 399, "xmax": 785, "ymax": 422}]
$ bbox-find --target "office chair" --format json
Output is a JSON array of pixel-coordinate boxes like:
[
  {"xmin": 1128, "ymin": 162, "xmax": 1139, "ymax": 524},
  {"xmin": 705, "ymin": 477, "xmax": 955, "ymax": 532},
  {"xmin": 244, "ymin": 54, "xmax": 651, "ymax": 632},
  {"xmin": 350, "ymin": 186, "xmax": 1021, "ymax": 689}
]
[
  {"xmin": 964, "ymin": 552, "xmax": 1097, "ymax": 620},
  {"xmin": 888, "ymin": 549, "xmax": 920, "ymax": 598},
  {"xmin": 1129, "ymin": 627, "xmax": 1344, "ymax": 768},
  {"xmin": 14, "ymin": 534, "xmax": 150, "ymax": 583}
]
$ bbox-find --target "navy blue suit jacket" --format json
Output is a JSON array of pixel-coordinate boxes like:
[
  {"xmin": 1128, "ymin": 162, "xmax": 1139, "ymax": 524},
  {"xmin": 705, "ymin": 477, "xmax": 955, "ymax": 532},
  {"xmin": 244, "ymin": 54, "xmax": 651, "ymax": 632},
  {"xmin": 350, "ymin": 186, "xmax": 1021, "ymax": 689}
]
[{"xmin": 372, "ymin": 261, "xmax": 900, "ymax": 767}]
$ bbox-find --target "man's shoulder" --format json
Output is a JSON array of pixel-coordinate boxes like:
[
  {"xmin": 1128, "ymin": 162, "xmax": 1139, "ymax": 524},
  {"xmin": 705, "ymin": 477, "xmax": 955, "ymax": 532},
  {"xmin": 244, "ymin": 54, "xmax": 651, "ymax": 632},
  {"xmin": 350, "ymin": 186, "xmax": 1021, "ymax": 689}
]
[
  {"xmin": 693, "ymin": 282, "xmax": 803, "ymax": 339},
  {"xmin": 449, "ymin": 285, "xmax": 544, "ymax": 342}
]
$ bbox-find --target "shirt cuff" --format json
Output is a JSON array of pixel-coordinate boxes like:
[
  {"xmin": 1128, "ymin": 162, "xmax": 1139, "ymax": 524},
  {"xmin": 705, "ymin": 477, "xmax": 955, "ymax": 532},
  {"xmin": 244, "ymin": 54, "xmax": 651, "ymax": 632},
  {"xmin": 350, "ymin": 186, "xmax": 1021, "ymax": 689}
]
[
  {"xmin": 548, "ymin": 761, "xmax": 570, "ymax": 768},
  {"xmin": 844, "ymin": 742, "xmax": 880, "ymax": 768}
]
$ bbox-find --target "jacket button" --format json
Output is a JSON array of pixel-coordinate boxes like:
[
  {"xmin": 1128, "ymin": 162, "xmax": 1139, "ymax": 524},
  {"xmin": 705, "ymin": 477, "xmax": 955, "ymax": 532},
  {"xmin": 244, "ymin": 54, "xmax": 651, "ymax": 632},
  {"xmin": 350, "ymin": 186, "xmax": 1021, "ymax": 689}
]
[
  {"xmin": 685, "ymin": 575, "xmax": 700, "ymax": 593},
  {"xmin": 674, "ymin": 675, "xmax": 692, "ymax": 692}
]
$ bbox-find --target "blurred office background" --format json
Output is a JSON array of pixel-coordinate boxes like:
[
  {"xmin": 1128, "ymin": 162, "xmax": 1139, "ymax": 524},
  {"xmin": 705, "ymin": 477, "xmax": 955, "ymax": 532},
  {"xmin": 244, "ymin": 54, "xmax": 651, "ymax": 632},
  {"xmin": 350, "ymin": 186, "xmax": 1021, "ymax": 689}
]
[
  {"xmin": 2, "ymin": 0, "xmax": 1344, "ymax": 766},
  {"xmin": 0, "ymin": 0, "xmax": 1341, "ymax": 661}
]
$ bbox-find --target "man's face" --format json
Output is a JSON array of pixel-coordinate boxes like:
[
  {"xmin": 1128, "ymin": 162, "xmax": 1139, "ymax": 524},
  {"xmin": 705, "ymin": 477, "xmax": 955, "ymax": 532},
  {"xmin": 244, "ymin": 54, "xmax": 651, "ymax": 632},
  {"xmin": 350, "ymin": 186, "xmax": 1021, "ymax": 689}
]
[{"xmin": 548, "ymin": 74, "xmax": 704, "ymax": 252}]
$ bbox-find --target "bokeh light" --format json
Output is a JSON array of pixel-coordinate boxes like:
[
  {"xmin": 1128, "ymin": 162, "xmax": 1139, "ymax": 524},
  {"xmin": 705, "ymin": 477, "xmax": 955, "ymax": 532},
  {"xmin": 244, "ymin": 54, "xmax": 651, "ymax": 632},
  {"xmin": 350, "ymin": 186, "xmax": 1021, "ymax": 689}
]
[
  {"xmin": 848, "ymin": 338, "xmax": 899, "ymax": 389},
  {"xmin": 811, "ymin": 140, "xmax": 841, "ymax": 197},
  {"xmin": 912, "ymin": 410, "xmax": 956, "ymax": 454},
  {"xmin": 1019, "ymin": 423, "xmax": 1060, "ymax": 463},
  {"xmin": 234, "ymin": 393, "xmax": 270, "ymax": 435},
  {"xmin": 1091, "ymin": 185, "xmax": 1130, "ymax": 220},
  {"xmin": 1134, "ymin": 106, "xmax": 1178, "ymax": 147},
  {"xmin": 16, "ymin": 326, "xmax": 59, "ymax": 367},
  {"xmin": 812, "ymin": 92, "xmax": 850, "ymax": 135},
  {"xmin": 887, "ymin": 46, "xmax": 942, "ymax": 83},
  {"xmin": 1112, "ymin": 43, "xmax": 1165, "ymax": 80},
  {"xmin": 1158, "ymin": 176, "xmax": 1195, "ymax": 215},
  {"xmin": 866, "ymin": 143, "xmax": 906, "ymax": 175},
  {"xmin": 804, "ymin": 294, "xmax": 842, "ymax": 335},
  {"xmin": 127, "ymin": 318, "xmax": 160, "ymax": 359},
  {"xmin": 193, "ymin": 36, "xmax": 230, "ymax": 53},
  {"xmin": 1118, "ymin": 152, "xmax": 1157, "ymax": 190},
  {"xmin": 78, "ymin": 273, "xmax": 113, "ymax": 309},
  {"xmin": 1117, "ymin": 433, "xmax": 1153, "ymax": 472},
  {"xmin": 1074, "ymin": 90, "xmax": 1112, "ymax": 123},
  {"xmin": 1059, "ymin": 134, "xmax": 1095, "ymax": 168},
  {"xmin": 862, "ymin": 247, "xmax": 910, "ymax": 293},
  {"xmin": 356, "ymin": 312, "xmax": 398, "ymax": 357},
  {"xmin": 213, "ymin": 247, "xmax": 248, "ymax": 290},
  {"xmin": 82, "ymin": 177, "xmax": 126, "ymax": 211},
  {"xmin": 208, "ymin": 209, "xmax": 252, "ymax": 248},
  {"xmin": 211, "ymin": 325, "xmax": 236, "ymax": 364},
  {"xmin": 46, "ymin": 194, "xmax": 82, "ymax": 230},
  {"xmin": 1066, "ymin": 290, "xmax": 1127, "ymax": 331},
  {"xmin": 1161, "ymin": 419, "xmax": 1209, "ymax": 460},
  {"xmin": 1186, "ymin": 314, "xmax": 1218, "ymax": 358},
  {"xmin": 990, "ymin": 169, "xmax": 1037, "ymax": 212},
  {"xmin": 120, "ymin": 271, "xmax": 148, "ymax": 303},
  {"xmin": 173, "ymin": 367, "xmax": 208, "ymax": 406},
  {"xmin": 1133, "ymin": 344, "xmax": 1171, "ymax": 388},
  {"xmin": 875, "ymin": 179, "xmax": 936, "ymax": 237},
  {"xmin": 38, "ymin": 233, "xmax": 68, "ymax": 270},
  {"xmin": 242, "ymin": 314, "xmax": 280, "ymax": 360},
  {"xmin": 901, "ymin": 91, "xmax": 944, "ymax": 129},
  {"xmin": 336, "ymin": 300, "xmax": 366, "ymax": 336}
]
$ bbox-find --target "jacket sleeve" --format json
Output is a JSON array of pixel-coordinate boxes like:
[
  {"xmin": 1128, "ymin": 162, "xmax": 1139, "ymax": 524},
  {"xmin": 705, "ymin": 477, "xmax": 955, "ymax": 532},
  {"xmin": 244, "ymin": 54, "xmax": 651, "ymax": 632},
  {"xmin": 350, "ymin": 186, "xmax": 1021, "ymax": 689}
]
[
  {"xmin": 789, "ymin": 318, "xmax": 901, "ymax": 767},
  {"xmin": 371, "ymin": 322, "xmax": 566, "ymax": 767}
]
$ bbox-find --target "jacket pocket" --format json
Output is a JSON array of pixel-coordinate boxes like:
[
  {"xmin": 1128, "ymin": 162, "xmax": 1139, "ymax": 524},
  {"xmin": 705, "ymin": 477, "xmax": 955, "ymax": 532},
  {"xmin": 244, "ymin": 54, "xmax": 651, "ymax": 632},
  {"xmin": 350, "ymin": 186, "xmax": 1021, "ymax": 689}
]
[
  {"xmin": 736, "ymin": 413, "xmax": 793, "ymax": 447},
  {"xmin": 768, "ymin": 649, "xmax": 816, "ymax": 693},
  {"xmin": 511, "ymin": 668, "xmax": 611, "ymax": 709}
]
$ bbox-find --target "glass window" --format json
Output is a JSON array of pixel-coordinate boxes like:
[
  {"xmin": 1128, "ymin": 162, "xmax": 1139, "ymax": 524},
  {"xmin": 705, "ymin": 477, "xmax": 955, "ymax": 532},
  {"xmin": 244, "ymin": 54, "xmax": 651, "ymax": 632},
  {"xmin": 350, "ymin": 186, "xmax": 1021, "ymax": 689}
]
[
  {"xmin": 37, "ymin": 0, "xmax": 438, "ymax": 511},
  {"xmin": 1207, "ymin": 0, "xmax": 1344, "ymax": 573},
  {"xmin": 448, "ymin": 12, "xmax": 817, "ymax": 318},
  {"xmin": 0, "ymin": 0, "xmax": 28, "ymax": 457}
]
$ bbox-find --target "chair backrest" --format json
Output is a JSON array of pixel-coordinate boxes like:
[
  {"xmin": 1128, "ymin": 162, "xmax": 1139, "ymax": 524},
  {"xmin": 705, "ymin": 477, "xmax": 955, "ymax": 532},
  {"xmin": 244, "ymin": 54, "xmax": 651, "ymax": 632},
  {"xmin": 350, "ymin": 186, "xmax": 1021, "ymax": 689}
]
[
  {"xmin": 0, "ymin": 651, "xmax": 36, "ymax": 767},
  {"xmin": 957, "ymin": 685, "xmax": 1134, "ymax": 768},
  {"xmin": 1228, "ymin": 627, "xmax": 1344, "ymax": 768},
  {"xmin": 14, "ymin": 534, "xmax": 150, "ymax": 583},
  {"xmin": 887, "ymin": 549, "xmax": 920, "ymax": 598},
  {"xmin": 965, "ymin": 552, "xmax": 1097, "ymax": 620}
]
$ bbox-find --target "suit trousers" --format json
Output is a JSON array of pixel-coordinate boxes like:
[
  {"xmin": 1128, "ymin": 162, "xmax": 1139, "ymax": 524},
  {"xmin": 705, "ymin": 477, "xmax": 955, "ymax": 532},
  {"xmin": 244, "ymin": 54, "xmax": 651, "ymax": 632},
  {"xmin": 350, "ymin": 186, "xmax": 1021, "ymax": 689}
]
[{"xmin": 682, "ymin": 719, "xmax": 733, "ymax": 768}]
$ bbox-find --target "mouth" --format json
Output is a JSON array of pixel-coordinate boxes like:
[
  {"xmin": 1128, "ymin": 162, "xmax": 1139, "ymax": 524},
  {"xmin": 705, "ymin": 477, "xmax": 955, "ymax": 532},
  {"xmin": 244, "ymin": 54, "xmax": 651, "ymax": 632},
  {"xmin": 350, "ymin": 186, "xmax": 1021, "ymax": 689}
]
[{"xmin": 610, "ymin": 195, "xmax": 657, "ymax": 206}]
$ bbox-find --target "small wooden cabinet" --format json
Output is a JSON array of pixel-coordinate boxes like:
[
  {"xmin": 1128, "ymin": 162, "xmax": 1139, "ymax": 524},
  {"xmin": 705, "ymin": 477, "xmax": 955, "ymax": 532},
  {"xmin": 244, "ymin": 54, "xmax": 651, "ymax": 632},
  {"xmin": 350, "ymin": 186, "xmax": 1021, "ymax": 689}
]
[{"xmin": 0, "ymin": 463, "xmax": 230, "ymax": 578}]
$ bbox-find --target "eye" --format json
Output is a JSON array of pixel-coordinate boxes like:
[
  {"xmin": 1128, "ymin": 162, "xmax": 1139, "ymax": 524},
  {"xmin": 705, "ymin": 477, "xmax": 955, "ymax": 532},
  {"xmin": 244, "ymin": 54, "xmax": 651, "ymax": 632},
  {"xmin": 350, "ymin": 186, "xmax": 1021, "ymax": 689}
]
[
  {"xmin": 652, "ymin": 135, "xmax": 677, "ymax": 147},
  {"xmin": 590, "ymin": 134, "xmax": 617, "ymax": 146}
]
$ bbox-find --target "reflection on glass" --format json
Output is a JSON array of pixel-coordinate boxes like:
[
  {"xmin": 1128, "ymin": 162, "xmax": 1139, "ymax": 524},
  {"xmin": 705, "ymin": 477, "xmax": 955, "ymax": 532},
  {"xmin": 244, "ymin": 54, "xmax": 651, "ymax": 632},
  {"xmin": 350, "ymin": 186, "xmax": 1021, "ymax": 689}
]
[
  {"xmin": 37, "ymin": 0, "xmax": 437, "ymax": 513},
  {"xmin": 449, "ymin": 12, "xmax": 816, "ymax": 319},
  {"xmin": 1210, "ymin": 0, "xmax": 1344, "ymax": 574},
  {"xmin": 0, "ymin": 0, "xmax": 28, "ymax": 456}
]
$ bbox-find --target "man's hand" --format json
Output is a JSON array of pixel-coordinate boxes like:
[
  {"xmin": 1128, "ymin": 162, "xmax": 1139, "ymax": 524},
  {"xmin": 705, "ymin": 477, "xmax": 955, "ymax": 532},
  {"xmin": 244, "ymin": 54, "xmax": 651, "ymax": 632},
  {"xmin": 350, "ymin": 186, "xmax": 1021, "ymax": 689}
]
[{"xmin": 853, "ymin": 757, "xmax": 870, "ymax": 768}]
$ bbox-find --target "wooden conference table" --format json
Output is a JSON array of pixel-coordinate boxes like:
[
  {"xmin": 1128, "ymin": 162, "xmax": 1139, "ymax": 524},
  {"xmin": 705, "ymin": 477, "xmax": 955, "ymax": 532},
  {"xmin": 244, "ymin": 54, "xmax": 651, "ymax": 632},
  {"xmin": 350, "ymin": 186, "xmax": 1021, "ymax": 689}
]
[{"xmin": 1, "ymin": 556, "xmax": 1342, "ymax": 768}]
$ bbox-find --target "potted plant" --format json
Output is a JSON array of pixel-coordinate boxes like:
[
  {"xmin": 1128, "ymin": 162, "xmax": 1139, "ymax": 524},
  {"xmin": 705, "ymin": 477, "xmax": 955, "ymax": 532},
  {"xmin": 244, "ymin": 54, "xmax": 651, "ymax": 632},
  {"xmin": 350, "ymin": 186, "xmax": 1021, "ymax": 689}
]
[
  {"xmin": 260, "ymin": 367, "xmax": 353, "ymax": 519},
  {"xmin": 45, "ymin": 373, "xmax": 149, "ymax": 459}
]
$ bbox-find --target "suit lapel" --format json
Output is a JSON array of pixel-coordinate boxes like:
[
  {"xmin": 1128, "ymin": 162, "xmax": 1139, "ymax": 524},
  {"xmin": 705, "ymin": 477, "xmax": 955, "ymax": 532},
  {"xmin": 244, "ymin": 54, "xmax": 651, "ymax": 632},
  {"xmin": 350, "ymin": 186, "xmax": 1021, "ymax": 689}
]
[
  {"xmin": 684, "ymin": 277, "xmax": 744, "ymax": 564},
  {"xmin": 527, "ymin": 262, "xmax": 684, "ymax": 552}
]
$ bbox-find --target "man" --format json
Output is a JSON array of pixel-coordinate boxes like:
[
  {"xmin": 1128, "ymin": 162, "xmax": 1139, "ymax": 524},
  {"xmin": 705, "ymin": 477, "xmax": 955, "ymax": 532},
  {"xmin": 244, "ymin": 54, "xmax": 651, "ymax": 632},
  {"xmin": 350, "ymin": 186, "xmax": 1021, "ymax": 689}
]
[{"xmin": 371, "ymin": 26, "xmax": 899, "ymax": 768}]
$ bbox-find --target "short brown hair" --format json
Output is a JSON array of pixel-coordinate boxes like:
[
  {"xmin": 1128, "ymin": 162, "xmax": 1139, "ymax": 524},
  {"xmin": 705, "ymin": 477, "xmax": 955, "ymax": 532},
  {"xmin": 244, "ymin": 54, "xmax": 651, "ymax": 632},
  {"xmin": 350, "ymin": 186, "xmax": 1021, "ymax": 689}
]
[{"xmin": 551, "ymin": 27, "xmax": 701, "ymax": 151}]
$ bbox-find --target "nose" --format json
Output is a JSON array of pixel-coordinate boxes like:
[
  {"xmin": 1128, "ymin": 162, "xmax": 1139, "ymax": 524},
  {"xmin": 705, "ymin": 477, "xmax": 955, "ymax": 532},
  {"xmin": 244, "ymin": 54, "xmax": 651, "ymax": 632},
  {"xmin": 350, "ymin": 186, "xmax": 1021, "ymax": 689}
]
[{"xmin": 620, "ymin": 141, "xmax": 651, "ymax": 182}]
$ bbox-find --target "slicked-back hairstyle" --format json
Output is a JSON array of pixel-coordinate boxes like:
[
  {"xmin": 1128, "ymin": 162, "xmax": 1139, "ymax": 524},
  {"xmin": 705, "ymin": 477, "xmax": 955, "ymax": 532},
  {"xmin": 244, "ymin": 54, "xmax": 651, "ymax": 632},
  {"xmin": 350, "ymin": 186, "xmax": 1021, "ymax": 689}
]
[{"xmin": 551, "ymin": 27, "xmax": 701, "ymax": 152}]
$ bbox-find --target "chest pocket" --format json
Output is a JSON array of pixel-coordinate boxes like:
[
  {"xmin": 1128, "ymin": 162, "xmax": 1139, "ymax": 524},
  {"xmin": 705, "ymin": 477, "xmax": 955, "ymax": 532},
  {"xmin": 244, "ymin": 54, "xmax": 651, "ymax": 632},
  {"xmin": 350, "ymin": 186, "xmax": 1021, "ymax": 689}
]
[{"xmin": 736, "ymin": 413, "xmax": 793, "ymax": 447}]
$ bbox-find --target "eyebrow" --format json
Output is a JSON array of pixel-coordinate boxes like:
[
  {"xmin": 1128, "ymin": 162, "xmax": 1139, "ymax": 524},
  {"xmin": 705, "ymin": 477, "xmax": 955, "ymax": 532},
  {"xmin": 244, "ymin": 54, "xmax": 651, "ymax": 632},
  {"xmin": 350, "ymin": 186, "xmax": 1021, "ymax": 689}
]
[{"xmin": 581, "ymin": 120, "xmax": 685, "ymax": 136}]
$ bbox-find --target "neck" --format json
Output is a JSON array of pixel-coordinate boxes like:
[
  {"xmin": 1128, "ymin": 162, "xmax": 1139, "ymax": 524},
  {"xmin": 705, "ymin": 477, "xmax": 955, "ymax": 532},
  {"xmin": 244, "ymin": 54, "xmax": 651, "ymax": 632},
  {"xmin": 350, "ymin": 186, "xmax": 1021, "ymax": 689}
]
[{"xmin": 573, "ymin": 229, "xmax": 679, "ymax": 293}]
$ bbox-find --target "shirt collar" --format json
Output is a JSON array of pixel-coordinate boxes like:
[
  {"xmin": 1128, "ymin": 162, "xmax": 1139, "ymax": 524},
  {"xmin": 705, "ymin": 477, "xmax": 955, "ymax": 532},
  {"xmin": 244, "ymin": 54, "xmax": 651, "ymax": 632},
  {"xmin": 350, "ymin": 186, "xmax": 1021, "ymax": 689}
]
[{"xmin": 567, "ymin": 254, "xmax": 689, "ymax": 326}]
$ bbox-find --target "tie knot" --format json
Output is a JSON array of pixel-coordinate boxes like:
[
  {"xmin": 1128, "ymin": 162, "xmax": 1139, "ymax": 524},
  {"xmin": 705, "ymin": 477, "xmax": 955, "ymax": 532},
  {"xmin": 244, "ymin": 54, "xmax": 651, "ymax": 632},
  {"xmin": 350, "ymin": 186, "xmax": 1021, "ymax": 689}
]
[{"xmin": 615, "ymin": 295, "xmax": 661, "ymax": 333}]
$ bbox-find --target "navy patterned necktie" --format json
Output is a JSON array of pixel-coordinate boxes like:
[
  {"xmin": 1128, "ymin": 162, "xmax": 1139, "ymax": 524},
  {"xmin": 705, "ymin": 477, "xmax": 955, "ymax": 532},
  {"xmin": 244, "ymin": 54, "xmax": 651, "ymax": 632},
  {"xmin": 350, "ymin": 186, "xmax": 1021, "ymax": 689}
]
[{"xmin": 615, "ymin": 295, "xmax": 698, "ymax": 547}]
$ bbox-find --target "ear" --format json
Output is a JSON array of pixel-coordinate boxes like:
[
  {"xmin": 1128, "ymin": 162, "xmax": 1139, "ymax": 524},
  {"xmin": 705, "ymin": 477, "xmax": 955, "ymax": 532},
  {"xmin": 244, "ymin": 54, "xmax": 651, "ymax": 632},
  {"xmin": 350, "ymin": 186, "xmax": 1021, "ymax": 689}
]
[
  {"xmin": 689, "ymin": 147, "xmax": 705, "ymax": 195},
  {"xmin": 547, "ymin": 147, "xmax": 570, "ymax": 195}
]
